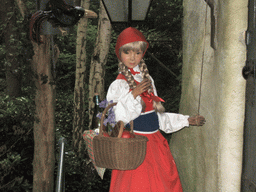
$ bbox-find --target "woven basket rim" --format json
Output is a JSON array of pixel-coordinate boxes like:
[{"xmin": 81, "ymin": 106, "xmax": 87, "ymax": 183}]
[{"xmin": 94, "ymin": 134, "xmax": 148, "ymax": 142}]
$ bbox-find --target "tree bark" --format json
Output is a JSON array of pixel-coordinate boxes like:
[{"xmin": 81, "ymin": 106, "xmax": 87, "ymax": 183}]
[
  {"xmin": 32, "ymin": 35, "xmax": 56, "ymax": 192},
  {"xmin": 73, "ymin": 0, "xmax": 90, "ymax": 154},
  {"xmin": 88, "ymin": 1, "xmax": 112, "ymax": 129}
]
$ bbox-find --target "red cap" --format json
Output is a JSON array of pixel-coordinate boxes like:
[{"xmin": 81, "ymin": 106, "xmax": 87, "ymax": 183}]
[{"xmin": 115, "ymin": 27, "xmax": 149, "ymax": 60}]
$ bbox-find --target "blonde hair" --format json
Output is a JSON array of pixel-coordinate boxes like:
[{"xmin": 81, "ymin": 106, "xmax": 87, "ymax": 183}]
[
  {"xmin": 118, "ymin": 42, "xmax": 165, "ymax": 113},
  {"xmin": 119, "ymin": 41, "xmax": 147, "ymax": 57}
]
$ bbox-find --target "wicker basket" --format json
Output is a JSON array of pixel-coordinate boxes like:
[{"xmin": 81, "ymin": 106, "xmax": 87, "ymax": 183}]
[{"xmin": 93, "ymin": 102, "xmax": 148, "ymax": 170}]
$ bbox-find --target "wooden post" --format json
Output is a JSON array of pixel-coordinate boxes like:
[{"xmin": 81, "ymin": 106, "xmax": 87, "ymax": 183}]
[
  {"xmin": 73, "ymin": 0, "xmax": 90, "ymax": 155},
  {"xmin": 88, "ymin": 1, "xmax": 112, "ymax": 129},
  {"xmin": 32, "ymin": 35, "xmax": 56, "ymax": 192}
]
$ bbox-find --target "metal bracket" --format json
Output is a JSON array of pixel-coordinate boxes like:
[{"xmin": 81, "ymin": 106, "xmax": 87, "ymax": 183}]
[
  {"xmin": 242, "ymin": 60, "xmax": 256, "ymax": 79},
  {"xmin": 204, "ymin": 0, "xmax": 217, "ymax": 50}
]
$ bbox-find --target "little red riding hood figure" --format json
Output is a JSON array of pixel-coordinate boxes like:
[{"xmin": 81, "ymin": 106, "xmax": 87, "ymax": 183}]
[{"xmin": 106, "ymin": 27, "xmax": 205, "ymax": 192}]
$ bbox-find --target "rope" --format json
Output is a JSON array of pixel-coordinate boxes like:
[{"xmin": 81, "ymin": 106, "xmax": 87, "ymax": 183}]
[{"xmin": 198, "ymin": 4, "xmax": 208, "ymax": 115}]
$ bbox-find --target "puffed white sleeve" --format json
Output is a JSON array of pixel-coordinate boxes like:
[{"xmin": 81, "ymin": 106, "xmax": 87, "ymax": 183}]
[
  {"xmin": 150, "ymin": 76, "xmax": 190, "ymax": 133},
  {"xmin": 106, "ymin": 79, "xmax": 142, "ymax": 124},
  {"xmin": 157, "ymin": 112, "xmax": 190, "ymax": 133}
]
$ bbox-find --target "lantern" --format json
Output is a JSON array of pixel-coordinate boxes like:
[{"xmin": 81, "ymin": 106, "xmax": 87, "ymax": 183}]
[{"xmin": 101, "ymin": 0, "xmax": 152, "ymax": 24}]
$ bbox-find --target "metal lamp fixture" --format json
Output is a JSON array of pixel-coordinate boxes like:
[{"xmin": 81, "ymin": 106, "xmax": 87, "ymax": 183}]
[{"xmin": 101, "ymin": 0, "xmax": 152, "ymax": 24}]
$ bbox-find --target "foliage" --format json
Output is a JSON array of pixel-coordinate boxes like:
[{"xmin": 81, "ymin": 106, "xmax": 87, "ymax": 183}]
[
  {"xmin": 0, "ymin": 0, "xmax": 35, "ymax": 97},
  {"xmin": 0, "ymin": 0, "xmax": 36, "ymax": 190},
  {"xmin": 0, "ymin": 95, "xmax": 34, "ymax": 191}
]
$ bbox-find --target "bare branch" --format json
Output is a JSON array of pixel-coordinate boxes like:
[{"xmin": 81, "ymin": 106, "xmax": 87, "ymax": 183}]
[{"xmin": 15, "ymin": 0, "xmax": 27, "ymax": 19}]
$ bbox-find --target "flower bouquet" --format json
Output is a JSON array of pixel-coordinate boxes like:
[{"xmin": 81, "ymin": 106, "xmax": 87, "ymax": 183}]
[{"xmin": 96, "ymin": 100, "xmax": 116, "ymax": 136}]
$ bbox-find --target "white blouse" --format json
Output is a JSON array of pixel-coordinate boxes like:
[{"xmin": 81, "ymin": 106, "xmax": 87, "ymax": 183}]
[{"xmin": 106, "ymin": 65, "xmax": 189, "ymax": 134}]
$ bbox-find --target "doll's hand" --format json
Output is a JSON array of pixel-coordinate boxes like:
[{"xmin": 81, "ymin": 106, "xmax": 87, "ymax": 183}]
[
  {"xmin": 132, "ymin": 79, "xmax": 151, "ymax": 99},
  {"xmin": 188, "ymin": 115, "xmax": 206, "ymax": 126}
]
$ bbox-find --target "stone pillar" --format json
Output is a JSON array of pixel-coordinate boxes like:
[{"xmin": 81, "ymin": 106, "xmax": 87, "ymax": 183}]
[{"xmin": 170, "ymin": 1, "xmax": 247, "ymax": 191}]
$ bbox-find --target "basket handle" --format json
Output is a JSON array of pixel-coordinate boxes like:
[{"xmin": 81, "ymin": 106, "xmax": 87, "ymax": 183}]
[
  {"xmin": 115, "ymin": 121, "xmax": 134, "ymax": 138},
  {"xmin": 99, "ymin": 102, "xmax": 134, "ymax": 138}
]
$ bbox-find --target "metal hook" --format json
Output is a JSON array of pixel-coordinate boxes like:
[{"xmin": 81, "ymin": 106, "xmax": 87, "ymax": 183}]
[{"xmin": 242, "ymin": 61, "xmax": 255, "ymax": 80}]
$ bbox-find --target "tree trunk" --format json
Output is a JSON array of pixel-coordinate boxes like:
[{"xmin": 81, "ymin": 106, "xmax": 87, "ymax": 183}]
[
  {"xmin": 3, "ymin": 0, "xmax": 21, "ymax": 97},
  {"xmin": 88, "ymin": 1, "xmax": 112, "ymax": 128},
  {"xmin": 32, "ymin": 35, "xmax": 56, "ymax": 192},
  {"xmin": 73, "ymin": 0, "xmax": 90, "ymax": 154}
]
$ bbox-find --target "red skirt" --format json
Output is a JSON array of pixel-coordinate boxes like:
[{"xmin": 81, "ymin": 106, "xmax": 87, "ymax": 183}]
[{"xmin": 109, "ymin": 131, "xmax": 183, "ymax": 192}]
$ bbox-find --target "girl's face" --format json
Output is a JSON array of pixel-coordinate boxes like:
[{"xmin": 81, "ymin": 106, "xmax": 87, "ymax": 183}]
[{"xmin": 120, "ymin": 49, "xmax": 143, "ymax": 69}]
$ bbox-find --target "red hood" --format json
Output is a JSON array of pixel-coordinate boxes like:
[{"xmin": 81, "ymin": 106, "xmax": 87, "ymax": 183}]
[{"xmin": 115, "ymin": 27, "xmax": 149, "ymax": 60}]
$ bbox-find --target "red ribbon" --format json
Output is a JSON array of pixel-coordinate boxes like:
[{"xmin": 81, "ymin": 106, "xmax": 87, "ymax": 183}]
[
  {"xmin": 129, "ymin": 68, "xmax": 140, "ymax": 75},
  {"xmin": 140, "ymin": 91, "xmax": 165, "ymax": 103}
]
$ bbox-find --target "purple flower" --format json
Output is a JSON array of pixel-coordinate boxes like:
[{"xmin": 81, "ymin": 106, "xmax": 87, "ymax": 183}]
[
  {"xmin": 99, "ymin": 100, "xmax": 108, "ymax": 108},
  {"xmin": 99, "ymin": 99, "xmax": 114, "ymax": 108},
  {"xmin": 108, "ymin": 107, "xmax": 114, "ymax": 114},
  {"xmin": 103, "ymin": 119, "xmax": 108, "ymax": 126},
  {"xmin": 96, "ymin": 113, "xmax": 102, "ymax": 119},
  {"xmin": 96, "ymin": 99, "xmax": 116, "ymax": 128},
  {"xmin": 107, "ymin": 113, "xmax": 116, "ymax": 127}
]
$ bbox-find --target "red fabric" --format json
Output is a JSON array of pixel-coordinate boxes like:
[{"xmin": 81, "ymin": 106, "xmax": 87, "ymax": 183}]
[
  {"xmin": 115, "ymin": 27, "xmax": 149, "ymax": 60},
  {"xmin": 116, "ymin": 73, "xmax": 164, "ymax": 112},
  {"xmin": 109, "ymin": 131, "xmax": 183, "ymax": 192},
  {"xmin": 140, "ymin": 91, "xmax": 165, "ymax": 103},
  {"xmin": 128, "ymin": 67, "xmax": 140, "ymax": 75}
]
